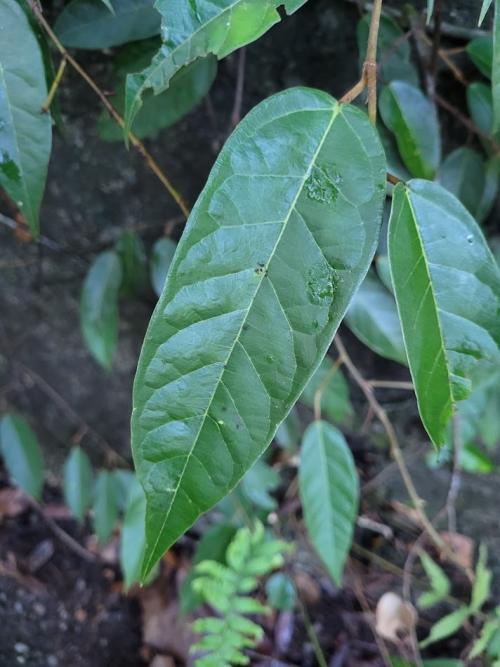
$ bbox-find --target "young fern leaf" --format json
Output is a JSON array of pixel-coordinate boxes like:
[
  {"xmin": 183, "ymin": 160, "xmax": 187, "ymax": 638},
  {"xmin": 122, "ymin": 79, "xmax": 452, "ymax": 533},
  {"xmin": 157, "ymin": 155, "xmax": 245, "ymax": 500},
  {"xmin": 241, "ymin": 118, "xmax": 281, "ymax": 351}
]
[
  {"xmin": 131, "ymin": 87, "xmax": 386, "ymax": 579},
  {"xmin": 191, "ymin": 522, "xmax": 291, "ymax": 667}
]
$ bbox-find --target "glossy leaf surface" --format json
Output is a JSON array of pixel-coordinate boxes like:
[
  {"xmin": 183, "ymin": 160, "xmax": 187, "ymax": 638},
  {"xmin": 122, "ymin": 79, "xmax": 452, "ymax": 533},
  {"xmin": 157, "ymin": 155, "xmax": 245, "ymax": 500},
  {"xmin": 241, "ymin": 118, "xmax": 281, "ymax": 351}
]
[
  {"xmin": 132, "ymin": 88, "xmax": 386, "ymax": 578},
  {"xmin": 80, "ymin": 251, "xmax": 122, "ymax": 369},
  {"xmin": 124, "ymin": 0, "xmax": 309, "ymax": 134},
  {"xmin": 439, "ymin": 147, "xmax": 486, "ymax": 219},
  {"xmin": 467, "ymin": 36, "xmax": 493, "ymax": 78},
  {"xmin": 150, "ymin": 237, "xmax": 177, "ymax": 298},
  {"xmin": 345, "ymin": 270, "xmax": 407, "ymax": 365},
  {"xmin": 379, "ymin": 81, "xmax": 440, "ymax": 179},
  {"xmin": 299, "ymin": 421, "xmax": 359, "ymax": 584},
  {"xmin": 388, "ymin": 180, "xmax": 500, "ymax": 446},
  {"xmin": 300, "ymin": 357, "xmax": 353, "ymax": 424},
  {"xmin": 54, "ymin": 0, "xmax": 160, "ymax": 49},
  {"xmin": 98, "ymin": 41, "xmax": 216, "ymax": 141},
  {"xmin": 0, "ymin": 414, "xmax": 44, "ymax": 500},
  {"xmin": 93, "ymin": 470, "xmax": 119, "ymax": 544},
  {"xmin": 63, "ymin": 446, "xmax": 93, "ymax": 522},
  {"xmin": 0, "ymin": 0, "xmax": 52, "ymax": 237}
]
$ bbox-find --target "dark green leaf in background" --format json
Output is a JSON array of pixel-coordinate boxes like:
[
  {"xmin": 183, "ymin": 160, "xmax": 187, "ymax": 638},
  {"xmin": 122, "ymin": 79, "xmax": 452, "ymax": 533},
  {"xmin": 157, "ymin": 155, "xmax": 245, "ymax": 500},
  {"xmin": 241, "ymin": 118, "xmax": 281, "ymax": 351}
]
[
  {"xmin": 493, "ymin": 0, "xmax": 500, "ymax": 132},
  {"xmin": 388, "ymin": 180, "xmax": 500, "ymax": 446},
  {"xmin": 124, "ymin": 0, "xmax": 310, "ymax": 134},
  {"xmin": 0, "ymin": 414, "xmax": 44, "ymax": 500},
  {"xmin": 54, "ymin": 0, "xmax": 160, "ymax": 49},
  {"xmin": 299, "ymin": 421, "xmax": 359, "ymax": 585},
  {"xmin": 93, "ymin": 470, "xmax": 119, "ymax": 544},
  {"xmin": 379, "ymin": 81, "xmax": 441, "ymax": 179},
  {"xmin": 63, "ymin": 446, "xmax": 93, "ymax": 522},
  {"xmin": 300, "ymin": 357, "xmax": 353, "ymax": 424},
  {"xmin": 150, "ymin": 237, "xmax": 177, "ymax": 298},
  {"xmin": 467, "ymin": 82, "xmax": 496, "ymax": 152},
  {"xmin": 240, "ymin": 459, "xmax": 280, "ymax": 512},
  {"xmin": 80, "ymin": 251, "xmax": 122, "ymax": 369},
  {"xmin": 120, "ymin": 476, "xmax": 147, "ymax": 590},
  {"xmin": 132, "ymin": 88, "xmax": 386, "ymax": 579},
  {"xmin": 265, "ymin": 572, "xmax": 296, "ymax": 611},
  {"xmin": 115, "ymin": 230, "xmax": 147, "ymax": 296},
  {"xmin": 274, "ymin": 406, "xmax": 301, "ymax": 452},
  {"xmin": 0, "ymin": 0, "xmax": 52, "ymax": 237},
  {"xmin": 376, "ymin": 254, "xmax": 394, "ymax": 293},
  {"xmin": 467, "ymin": 36, "xmax": 493, "ymax": 78},
  {"xmin": 345, "ymin": 270, "xmax": 407, "ymax": 365},
  {"xmin": 438, "ymin": 147, "xmax": 486, "ymax": 220}
]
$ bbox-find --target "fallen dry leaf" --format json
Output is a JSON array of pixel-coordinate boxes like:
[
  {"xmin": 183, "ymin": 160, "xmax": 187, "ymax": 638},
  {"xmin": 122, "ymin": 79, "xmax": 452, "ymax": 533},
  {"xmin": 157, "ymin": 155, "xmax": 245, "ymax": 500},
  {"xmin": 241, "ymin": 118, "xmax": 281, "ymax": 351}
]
[
  {"xmin": 293, "ymin": 571, "xmax": 321, "ymax": 604},
  {"xmin": 440, "ymin": 532, "xmax": 474, "ymax": 570},
  {"xmin": 375, "ymin": 592, "xmax": 417, "ymax": 642}
]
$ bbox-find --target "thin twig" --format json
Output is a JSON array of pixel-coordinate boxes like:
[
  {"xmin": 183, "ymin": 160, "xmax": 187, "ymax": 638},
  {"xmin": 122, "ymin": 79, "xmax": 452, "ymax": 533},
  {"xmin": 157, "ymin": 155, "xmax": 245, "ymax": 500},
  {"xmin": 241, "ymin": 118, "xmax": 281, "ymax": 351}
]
[
  {"xmin": 42, "ymin": 56, "xmax": 67, "ymax": 113},
  {"xmin": 230, "ymin": 47, "xmax": 246, "ymax": 130},
  {"xmin": 428, "ymin": 0, "xmax": 442, "ymax": 98},
  {"xmin": 368, "ymin": 380, "xmax": 414, "ymax": 390},
  {"xmin": 340, "ymin": 76, "xmax": 366, "ymax": 104},
  {"xmin": 334, "ymin": 335, "xmax": 474, "ymax": 582},
  {"xmin": 296, "ymin": 596, "xmax": 328, "ymax": 667},
  {"xmin": 28, "ymin": 1, "xmax": 189, "ymax": 219},
  {"xmin": 365, "ymin": 0, "xmax": 383, "ymax": 123}
]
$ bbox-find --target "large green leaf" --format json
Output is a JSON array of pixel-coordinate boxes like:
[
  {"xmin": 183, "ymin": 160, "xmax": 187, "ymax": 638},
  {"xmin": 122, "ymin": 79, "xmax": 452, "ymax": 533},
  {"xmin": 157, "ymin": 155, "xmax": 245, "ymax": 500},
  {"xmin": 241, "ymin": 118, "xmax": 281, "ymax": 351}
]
[
  {"xmin": 357, "ymin": 15, "xmax": 418, "ymax": 86},
  {"xmin": 0, "ymin": 0, "xmax": 52, "ymax": 237},
  {"xmin": 345, "ymin": 270, "xmax": 407, "ymax": 365},
  {"xmin": 124, "ymin": 0, "xmax": 309, "ymax": 135},
  {"xmin": 300, "ymin": 357, "xmax": 353, "ymax": 424},
  {"xmin": 54, "ymin": 0, "xmax": 160, "ymax": 49},
  {"xmin": 150, "ymin": 237, "xmax": 177, "ymax": 298},
  {"xmin": 80, "ymin": 251, "xmax": 122, "ymax": 369},
  {"xmin": 298, "ymin": 421, "xmax": 359, "ymax": 584},
  {"xmin": 0, "ymin": 414, "xmax": 44, "ymax": 500},
  {"xmin": 388, "ymin": 180, "xmax": 500, "ymax": 446},
  {"xmin": 132, "ymin": 88, "xmax": 386, "ymax": 578},
  {"xmin": 98, "ymin": 40, "xmax": 217, "ymax": 141},
  {"xmin": 438, "ymin": 147, "xmax": 486, "ymax": 220},
  {"xmin": 493, "ymin": 0, "xmax": 500, "ymax": 133},
  {"xmin": 93, "ymin": 470, "xmax": 119, "ymax": 544},
  {"xmin": 466, "ymin": 36, "xmax": 493, "ymax": 78},
  {"xmin": 63, "ymin": 446, "xmax": 93, "ymax": 522},
  {"xmin": 379, "ymin": 81, "xmax": 441, "ymax": 180}
]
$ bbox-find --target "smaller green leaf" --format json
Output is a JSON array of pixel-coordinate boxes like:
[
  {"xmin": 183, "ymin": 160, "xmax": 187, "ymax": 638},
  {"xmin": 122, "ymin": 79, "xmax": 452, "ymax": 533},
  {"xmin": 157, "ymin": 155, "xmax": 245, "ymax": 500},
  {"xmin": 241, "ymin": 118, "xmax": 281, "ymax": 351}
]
[
  {"xmin": 150, "ymin": 237, "xmax": 177, "ymax": 297},
  {"xmin": 379, "ymin": 81, "xmax": 441, "ymax": 179},
  {"xmin": 345, "ymin": 270, "xmax": 407, "ymax": 365},
  {"xmin": 439, "ymin": 147, "xmax": 486, "ymax": 219},
  {"xmin": 478, "ymin": 156, "xmax": 500, "ymax": 222},
  {"xmin": 115, "ymin": 230, "xmax": 147, "ymax": 297},
  {"xmin": 299, "ymin": 421, "xmax": 359, "ymax": 585},
  {"xmin": 240, "ymin": 459, "xmax": 280, "ymax": 512},
  {"xmin": 80, "ymin": 251, "xmax": 122, "ymax": 369},
  {"xmin": 420, "ymin": 606, "xmax": 470, "ymax": 648},
  {"xmin": 479, "ymin": 0, "xmax": 494, "ymax": 25},
  {"xmin": 120, "ymin": 477, "xmax": 147, "ymax": 590},
  {"xmin": 112, "ymin": 469, "xmax": 135, "ymax": 511},
  {"xmin": 265, "ymin": 572, "xmax": 296, "ymax": 611},
  {"xmin": 0, "ymin": 414, "xmax": 43, "ymax": 500},
  {"xmin": 467, "ymin": 36, "xmax": 493, "ymax": 78},
  {"xmin": 470, "ymin": 544, "xmax": 492, "ymax": 613},
  {"xmin": 274, "ymin": 407, "xmax": 301, "ymax": 452},
  {"xmin": 93, "ymin": 470, "xmax": 119, "ymax": 544},
  {"xmin": 417, "ymin": 551, "xmax": 450, "ymax": 609},
  {"xmin": 467, "ymin": 82, "xmax": 495, "ymax": 148},
  {"xmin": 63, "ymin": 446, "xmax": 93, "ymax": 522},
  {"xmin": 300, "ymin": 357, "xmax": 353, "ymax": 425},
  {"xmin": 470, "ymin": 617, "xmax": 500, "ymax": 658},
  {"xmin": 54, "ymin": 0, "xmax": 161, "ymax": 49},
  {"xmin": 460, "ymin": 443, "xmax": 494, "ymax": 473}
]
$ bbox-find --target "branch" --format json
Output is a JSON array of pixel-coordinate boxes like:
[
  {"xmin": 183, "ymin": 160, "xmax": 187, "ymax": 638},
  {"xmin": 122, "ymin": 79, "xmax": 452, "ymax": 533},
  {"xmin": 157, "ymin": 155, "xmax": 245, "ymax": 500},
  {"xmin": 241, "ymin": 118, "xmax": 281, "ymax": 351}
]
[
  {"xmin": 365, "ymin": 0, "xmax": 383, "ymax": 123},
  {"xmin": 28, "ymin": 2, "xmax": 189, "ymax": 219}
]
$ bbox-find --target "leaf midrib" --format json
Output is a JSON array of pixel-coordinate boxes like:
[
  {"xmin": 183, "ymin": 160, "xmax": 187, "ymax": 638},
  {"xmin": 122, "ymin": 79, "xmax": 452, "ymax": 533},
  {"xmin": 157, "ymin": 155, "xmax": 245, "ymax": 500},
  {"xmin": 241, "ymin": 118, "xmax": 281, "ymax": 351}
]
[{"xmin": 142, "ymin": 102, "xmax": 340, "ymax": 575}]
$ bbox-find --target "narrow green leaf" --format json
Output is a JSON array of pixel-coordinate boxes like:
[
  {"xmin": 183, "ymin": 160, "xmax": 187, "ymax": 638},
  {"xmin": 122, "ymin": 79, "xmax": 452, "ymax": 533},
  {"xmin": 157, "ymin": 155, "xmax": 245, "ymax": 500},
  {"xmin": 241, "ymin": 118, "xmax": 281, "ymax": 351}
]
[
  {"xmin": 470, "ymin": 617, "xmax": 500, "ymax": 658},
  {"xmin": 99, "ymin": 0, "xmax": 115, "ymax": 12},
  {"xmin": 80, "ymin": 251, "xmax": 122, "ymax": 369},
  {"xmin": 479, "ymin": 0, "xmax": 494, "ymax": 25},
  {"xmin": 54, "ymin": 0, "xmax": 160, "ymax": 49},
  {"xmin": 493, "ymin": 0, "xmax": 500, "ymax": 132},
  {"xmin": 115, "ymin": 230, "xmax": 147, "ymax": 297},
  {"xmin": 93, "ymin": 470, "xmax": 119, "ymax": 544},
  {"xmin": 345, "ymin": 270, "xmax": 407, "ymax": 365},
  {"xmin": 150, "ymin": 237, "xmax": 177, "ymax": 298},
  {"xmin": 0, "ymin": 414, "xmax": 44, "ymax": 500},
  {"xmin": 427, "ymin": 0, "xmax": 435, "ymax": 24},
  {"xmin": 470, "ymin": 544, "xmax": 492, "ymax": 612},
  {"xmin": 388, "ymin": 180, "xmax": 500, "ymax": 446},
  {"xmin": 300, "ymin": 357, "xmax": 353, "ymax": 425},
  {"xmin": 439, "ymin": 148, "xmax": 486, "ymax": 220},
  {"xmin": 466, "ymin": 36, "xmax": 493, "ymax": 78},
  {"xmin": 299, "ymin": 421, "xmax": 359, "ymax": 585},
  {"xmin": 379, "ymin": 81, "xmax": 441, "ymax": 179},
  {"xmin": 98, "ymin": 42, "xmax": 217, "ymax": 141},
  {"xmin": 477, "ymin": 156, "xmax": 500, "ymax": 222},
  {"xmin": 124, "ymin": 0, "xmax": 310, "ymax": 135},
  {"xmin": 0, "ymin": 0, "xmax": 52, "ymax": 237},
  {"xmin": 467, "ymin": 82, "xmax": 495, "ymax": 148},
  {"xmin": 265, "ymin": 573, "xmax": 296, "ymax": 611},
  {"xmin": 132, "ymin": 88, "xmax": 386, "ymax": 579},
  {"xmin": 417, "ymin": 551, "xmax": 450, "ymax": 609},
  {"xmin": 120, "ymin": 477, "xmax": 147, "ymax": 590},
  {"xmin": 421, "ymin": 607, "xmax": 470, "ymax": 648},
  {"xmin": 63, "ymin": 446, "xmax": 93, "ymax": 522}
]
